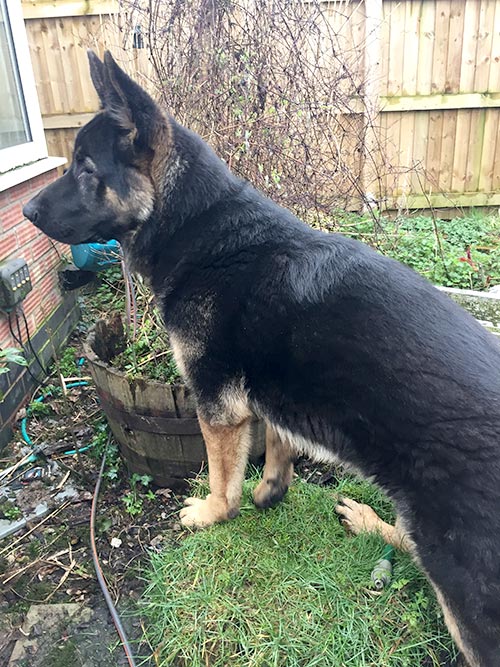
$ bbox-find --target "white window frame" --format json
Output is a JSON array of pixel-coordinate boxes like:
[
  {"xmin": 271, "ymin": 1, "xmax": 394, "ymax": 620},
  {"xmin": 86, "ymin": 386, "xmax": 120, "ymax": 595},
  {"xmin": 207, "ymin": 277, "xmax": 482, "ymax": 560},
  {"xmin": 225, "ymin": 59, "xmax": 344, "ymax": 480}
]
[{"xmin": 0, "ymin": 0, "xmax": 47, "ymax": 174}]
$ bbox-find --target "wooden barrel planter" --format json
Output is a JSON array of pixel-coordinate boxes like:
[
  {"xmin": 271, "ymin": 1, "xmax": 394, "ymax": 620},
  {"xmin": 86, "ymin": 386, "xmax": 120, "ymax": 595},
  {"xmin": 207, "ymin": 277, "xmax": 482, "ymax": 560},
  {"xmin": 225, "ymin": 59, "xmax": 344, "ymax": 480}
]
[{"xmin": 85, "ymin": 318, "xmax": 265, "ymax": 489}]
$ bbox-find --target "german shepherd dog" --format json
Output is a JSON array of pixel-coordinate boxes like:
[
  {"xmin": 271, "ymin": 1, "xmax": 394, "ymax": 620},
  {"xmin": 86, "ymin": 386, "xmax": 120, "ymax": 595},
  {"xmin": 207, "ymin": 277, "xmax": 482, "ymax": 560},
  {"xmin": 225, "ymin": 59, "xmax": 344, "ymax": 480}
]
[{"xmin": 24, "ymin": 52, "xmax": 500, "ymax": 666}]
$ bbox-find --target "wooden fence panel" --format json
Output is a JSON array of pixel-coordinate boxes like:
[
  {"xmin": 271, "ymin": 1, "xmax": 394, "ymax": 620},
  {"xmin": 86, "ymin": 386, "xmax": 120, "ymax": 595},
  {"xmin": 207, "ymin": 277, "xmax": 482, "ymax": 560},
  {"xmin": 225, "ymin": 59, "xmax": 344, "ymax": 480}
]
[{"xmin": 378, "ymin": 0, "xmax": 500, "ymax": 208}]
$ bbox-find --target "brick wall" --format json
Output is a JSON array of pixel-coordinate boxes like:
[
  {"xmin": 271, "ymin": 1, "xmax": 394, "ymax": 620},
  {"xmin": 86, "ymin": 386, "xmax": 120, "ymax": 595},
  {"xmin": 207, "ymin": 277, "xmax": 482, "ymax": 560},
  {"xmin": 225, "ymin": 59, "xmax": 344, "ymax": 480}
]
[
  {"xmin": 0, "ymin": 169, "xmax": 80, "ymax": 445},
  {"xmin": 0, "ymin": 169, "xmax": 67, "ymax": 347}
]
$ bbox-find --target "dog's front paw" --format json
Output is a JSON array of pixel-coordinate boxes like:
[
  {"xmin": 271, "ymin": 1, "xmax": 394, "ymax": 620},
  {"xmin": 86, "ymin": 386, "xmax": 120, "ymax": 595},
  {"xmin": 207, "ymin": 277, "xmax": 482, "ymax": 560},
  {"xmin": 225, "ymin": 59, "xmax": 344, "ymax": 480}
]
[
  {"xmin": 335, "ymin": 496, "xmax": 380, "ymax": 536},
  {"xmin": 179, "ymin": 494, "xmax": 230, "ymax": 529}
]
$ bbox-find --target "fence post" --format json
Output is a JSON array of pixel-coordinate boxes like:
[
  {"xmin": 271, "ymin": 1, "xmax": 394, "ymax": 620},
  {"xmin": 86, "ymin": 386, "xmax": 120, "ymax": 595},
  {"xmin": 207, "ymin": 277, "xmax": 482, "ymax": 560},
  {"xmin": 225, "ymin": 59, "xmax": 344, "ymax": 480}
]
[{"xmin": 361, "ymin": 0, "xmax": 383, "ymax": 212}]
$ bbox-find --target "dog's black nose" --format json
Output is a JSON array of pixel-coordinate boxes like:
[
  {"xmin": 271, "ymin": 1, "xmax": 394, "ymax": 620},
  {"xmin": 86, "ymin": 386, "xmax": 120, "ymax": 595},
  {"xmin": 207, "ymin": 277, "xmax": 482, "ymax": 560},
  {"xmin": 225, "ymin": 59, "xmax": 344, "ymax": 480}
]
[{"xmin": 23, "ymin": 199, "xmax": 39, "ymax": 225}]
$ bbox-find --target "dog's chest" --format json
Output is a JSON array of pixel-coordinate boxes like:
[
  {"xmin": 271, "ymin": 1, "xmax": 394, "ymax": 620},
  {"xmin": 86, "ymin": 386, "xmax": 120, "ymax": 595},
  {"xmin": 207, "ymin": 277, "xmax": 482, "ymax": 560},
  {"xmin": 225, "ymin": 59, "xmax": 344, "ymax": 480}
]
[
  {"xmin": 168, "ymin": 331, "xmax": 203, "ymax": 381},
  {"xmin": 161, "ymin": 293, "xmax": 215, "ymax": 382}
]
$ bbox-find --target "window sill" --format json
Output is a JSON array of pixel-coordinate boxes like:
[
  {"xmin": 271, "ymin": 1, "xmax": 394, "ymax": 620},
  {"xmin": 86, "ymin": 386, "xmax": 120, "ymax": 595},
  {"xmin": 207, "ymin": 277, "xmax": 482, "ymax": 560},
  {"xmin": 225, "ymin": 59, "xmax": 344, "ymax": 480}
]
[{"xmin": 0, "ymin": 156, "xmax": 67, "ymax": 193}]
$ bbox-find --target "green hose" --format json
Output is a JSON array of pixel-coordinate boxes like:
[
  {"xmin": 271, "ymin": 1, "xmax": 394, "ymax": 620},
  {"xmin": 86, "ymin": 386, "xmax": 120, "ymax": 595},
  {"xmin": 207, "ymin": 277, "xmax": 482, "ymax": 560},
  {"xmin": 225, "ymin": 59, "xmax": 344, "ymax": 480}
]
[
  {"xmin": 20, "ymin": 381, "xmax": 96, "ymax": 456},
  {"xmin": 371, "ymin": 544, "xmax": 395, "ymax": 590}
]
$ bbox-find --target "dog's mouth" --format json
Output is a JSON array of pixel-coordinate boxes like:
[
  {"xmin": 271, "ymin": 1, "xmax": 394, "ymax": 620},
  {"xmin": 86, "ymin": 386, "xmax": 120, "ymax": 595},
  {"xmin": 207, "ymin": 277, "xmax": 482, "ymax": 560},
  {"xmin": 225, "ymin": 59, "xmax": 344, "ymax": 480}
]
[
  {"xmin": 82, "ymin": 234, "xmax": 106, "ymax": 244},
  {"xmin": 76, "ymin": 229, "xmax": 110, "ymax": 245}
]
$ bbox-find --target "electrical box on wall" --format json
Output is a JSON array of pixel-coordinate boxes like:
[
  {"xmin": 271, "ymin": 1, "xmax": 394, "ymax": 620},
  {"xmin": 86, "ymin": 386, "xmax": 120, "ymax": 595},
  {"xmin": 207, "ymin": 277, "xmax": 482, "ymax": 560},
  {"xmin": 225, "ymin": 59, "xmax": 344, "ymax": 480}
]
[{"xmin": 0, "ymin": 258, "xmax": 32, "ymax": 311}]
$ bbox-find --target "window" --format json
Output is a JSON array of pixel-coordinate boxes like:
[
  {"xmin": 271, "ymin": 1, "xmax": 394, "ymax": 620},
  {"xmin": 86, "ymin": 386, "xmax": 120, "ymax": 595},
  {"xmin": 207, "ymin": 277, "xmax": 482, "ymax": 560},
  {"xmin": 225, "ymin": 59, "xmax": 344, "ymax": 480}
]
[{"xmin": 0, "ymin": 0, "xmax": 47, "ymax": 173}]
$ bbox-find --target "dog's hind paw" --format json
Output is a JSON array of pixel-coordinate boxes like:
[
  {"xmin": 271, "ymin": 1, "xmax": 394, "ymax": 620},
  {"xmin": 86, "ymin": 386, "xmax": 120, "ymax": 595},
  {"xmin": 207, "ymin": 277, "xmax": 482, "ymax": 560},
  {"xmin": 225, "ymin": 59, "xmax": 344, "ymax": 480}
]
[
  {"xmin": 253, "ymin": 478, "xmax": 289, "ymax": 509},
  {"xmin": 335, "ymin": 496, "xmax": 381, "ymax": 536},
  {"xmin": 179, "ymin": 494, "xmax": 231, "ymax": 529}
]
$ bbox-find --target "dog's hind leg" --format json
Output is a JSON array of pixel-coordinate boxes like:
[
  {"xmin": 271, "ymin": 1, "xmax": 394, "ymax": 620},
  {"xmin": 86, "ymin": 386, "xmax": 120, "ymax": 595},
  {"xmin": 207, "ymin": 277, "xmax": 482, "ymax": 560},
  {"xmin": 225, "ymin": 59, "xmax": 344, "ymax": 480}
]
[
  {"xmin": 335, "ymin": 497, "xmax": 413, "ymax": 552},
  {"xmin": 430, "ymin": 587, "xmax": 481, "ymax": 667},
  {"xmin": 335, "ymin": 498, "xmax": 485, "ymax": 667},
  {"xmin": 180, "ymin": 417, "xmax": 252, "ymax": 528},
  {"xmin": 253, "ymin": 426, "xmax": 294, "ymax": 509}
]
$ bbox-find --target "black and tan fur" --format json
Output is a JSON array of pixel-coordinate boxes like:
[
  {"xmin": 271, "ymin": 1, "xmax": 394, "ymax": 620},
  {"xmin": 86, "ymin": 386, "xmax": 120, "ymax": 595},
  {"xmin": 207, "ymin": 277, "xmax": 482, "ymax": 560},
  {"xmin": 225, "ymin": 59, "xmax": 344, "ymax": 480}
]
[{"xmin": 23, "ymin": 52, "xmax": 500, "ymax": 667}]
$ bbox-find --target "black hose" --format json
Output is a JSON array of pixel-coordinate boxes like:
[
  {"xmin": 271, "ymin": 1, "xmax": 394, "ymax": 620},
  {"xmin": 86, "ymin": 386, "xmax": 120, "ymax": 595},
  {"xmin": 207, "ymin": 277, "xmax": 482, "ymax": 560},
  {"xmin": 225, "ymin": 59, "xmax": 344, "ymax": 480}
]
[{"xmin": 7, "ymin": 311, "xmax": 50, "ymax": 387}]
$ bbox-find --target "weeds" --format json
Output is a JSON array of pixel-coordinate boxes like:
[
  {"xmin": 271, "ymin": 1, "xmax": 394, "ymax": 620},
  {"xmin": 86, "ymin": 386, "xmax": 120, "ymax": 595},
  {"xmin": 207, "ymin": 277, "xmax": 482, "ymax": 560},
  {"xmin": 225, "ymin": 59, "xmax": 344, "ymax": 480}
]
[
  {"xmin": 56, "ymin": 346, "xmax": 80, "ymax": 377},
  {"xmin": 0, "ymin": 500, "xmax": 23, "ymax": 521},
  {"xmin": 122, "ymin": 473, "xmax": 155, "ymax": 517},
  {"xmin": 27, "ymin": 400, "xmax": 52, "ymax": 417},
  {"xmin": 314, "ymin": 211, "xmax": 500, "ymax": 290},
  {"xmin": 112, "ymin": 317, "xmax": 181, "ymax": 384}
]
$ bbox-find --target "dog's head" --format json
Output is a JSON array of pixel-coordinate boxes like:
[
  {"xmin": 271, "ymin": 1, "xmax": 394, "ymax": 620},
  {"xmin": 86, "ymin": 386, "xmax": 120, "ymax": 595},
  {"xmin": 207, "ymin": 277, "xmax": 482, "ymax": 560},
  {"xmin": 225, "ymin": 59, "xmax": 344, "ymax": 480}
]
[{"xmin": 23, "ymin": 52, "xmax": 169, "ymax": 245}]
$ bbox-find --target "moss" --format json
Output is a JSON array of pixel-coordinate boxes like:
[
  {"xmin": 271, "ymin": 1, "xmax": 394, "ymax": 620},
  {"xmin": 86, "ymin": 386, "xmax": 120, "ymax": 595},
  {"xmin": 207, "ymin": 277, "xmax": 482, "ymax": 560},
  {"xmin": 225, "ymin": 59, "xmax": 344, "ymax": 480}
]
[
  {"xmin": 46, "ymin": 638, "xmax": 79, "ymax": 667},
  {"xmin": 12, "ymin": 577, "xmax": 54, "ymax": 602}
]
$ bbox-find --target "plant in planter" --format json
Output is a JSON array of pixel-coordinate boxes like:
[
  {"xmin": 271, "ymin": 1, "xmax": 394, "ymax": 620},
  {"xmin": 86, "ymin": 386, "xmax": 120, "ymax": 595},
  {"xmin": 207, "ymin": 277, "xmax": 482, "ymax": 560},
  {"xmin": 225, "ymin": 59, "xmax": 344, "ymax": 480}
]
[{"xmin": 84, "ymin": 274, "xmax": 264, "ymax": 489}]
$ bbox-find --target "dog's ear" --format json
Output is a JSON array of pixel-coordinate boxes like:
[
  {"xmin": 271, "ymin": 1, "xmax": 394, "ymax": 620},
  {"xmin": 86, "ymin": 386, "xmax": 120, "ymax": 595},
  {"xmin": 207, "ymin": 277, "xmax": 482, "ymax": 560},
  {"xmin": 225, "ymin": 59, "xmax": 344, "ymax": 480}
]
[
  {"xmin": 87, "ymin": 50, "xmax": 161, "ymax": 150},
  {"xmin": 87, "ymin": 50, "xmax": 107, "ymax": 107},
  {"xmin": 101, "ymin": 51, "xmax": 161, "ymax": 150}
]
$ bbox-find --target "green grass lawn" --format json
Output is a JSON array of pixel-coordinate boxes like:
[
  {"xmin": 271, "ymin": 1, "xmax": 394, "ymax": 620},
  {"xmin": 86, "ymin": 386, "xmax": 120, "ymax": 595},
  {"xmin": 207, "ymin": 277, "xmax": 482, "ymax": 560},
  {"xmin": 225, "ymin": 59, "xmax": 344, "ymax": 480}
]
[{"xmin": 137, "ymin": 474, "xmax": 455, "ymax": 666}]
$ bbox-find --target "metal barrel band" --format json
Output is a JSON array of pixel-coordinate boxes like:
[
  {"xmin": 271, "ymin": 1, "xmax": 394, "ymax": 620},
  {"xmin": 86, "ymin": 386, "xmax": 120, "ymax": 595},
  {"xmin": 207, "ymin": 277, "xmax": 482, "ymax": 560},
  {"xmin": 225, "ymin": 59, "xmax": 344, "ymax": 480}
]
[{"xmin": 98, "ymin": 396, "xmax": 201, "ymax": 435}]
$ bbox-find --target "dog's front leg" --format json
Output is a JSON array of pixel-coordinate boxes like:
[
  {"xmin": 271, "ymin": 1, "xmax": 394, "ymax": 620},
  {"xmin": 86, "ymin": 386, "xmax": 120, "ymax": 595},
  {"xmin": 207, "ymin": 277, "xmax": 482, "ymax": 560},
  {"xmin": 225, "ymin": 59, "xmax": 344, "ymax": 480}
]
[{"xmin": 180, "ymin": 417, "xmax": 252, "ymax": 528}]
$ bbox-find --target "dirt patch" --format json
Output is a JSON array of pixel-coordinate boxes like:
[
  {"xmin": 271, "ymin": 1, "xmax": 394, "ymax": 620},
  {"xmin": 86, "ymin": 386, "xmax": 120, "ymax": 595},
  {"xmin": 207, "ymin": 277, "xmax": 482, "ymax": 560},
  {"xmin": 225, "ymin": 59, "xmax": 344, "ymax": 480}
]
[
  {"xmin": 6, "ymin": 600, "xmax": 145, "ymax": 667},
  {"xmin": 0, "ymin": 333, "xmax": 186, "ymax": 666}
]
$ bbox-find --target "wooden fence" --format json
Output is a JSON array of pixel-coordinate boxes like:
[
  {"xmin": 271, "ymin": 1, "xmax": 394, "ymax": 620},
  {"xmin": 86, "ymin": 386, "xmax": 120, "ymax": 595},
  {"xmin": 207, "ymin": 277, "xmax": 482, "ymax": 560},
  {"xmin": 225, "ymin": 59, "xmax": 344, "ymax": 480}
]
[
  {"xmin": 377, "ymin": 0, "xmax": 500, "ymax": 210},
  {"xmin": 22, "ymin": 0, "xmax": 500, "ymax": 212}
]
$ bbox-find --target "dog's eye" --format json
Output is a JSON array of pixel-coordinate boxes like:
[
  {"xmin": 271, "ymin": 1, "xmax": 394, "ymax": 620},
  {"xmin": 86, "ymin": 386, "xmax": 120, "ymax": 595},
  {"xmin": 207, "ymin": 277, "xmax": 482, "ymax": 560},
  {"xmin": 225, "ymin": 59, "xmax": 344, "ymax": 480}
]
[{"xmin": 76, "ymin": 159, "xmax": 97, "ymax": 179}]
